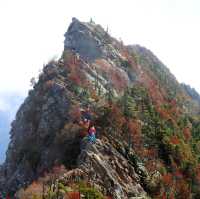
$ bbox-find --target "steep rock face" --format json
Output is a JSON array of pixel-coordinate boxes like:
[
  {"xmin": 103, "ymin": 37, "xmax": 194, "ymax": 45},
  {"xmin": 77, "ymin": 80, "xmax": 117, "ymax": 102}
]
[
  {"xmin": 64, "ymin": 17, "xmax": 121, "ymax": 62},
  {"xmin": 78, "ymin": 139, "xmax": 147, "ymax": 198},
  {"xmin": 1, "ymin": 63, "xmax": 82, "ymax": 193},
  {"xmin": 64, "ymin": 18, "xmax": 103, "ymax": 61},
  {"xmin": 0, "ymin": 19, "xmax": 149, "ymax": 196},
  {"xmin": 64, "ymin": 19, "xmax": 138, "ymax": 96},
  {"xmin": 1, "ymin": 18, "xmax": 200, "ymax": 198}
]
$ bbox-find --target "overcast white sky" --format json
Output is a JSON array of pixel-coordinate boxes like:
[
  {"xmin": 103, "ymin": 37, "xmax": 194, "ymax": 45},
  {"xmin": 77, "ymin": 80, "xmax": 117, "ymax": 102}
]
[{"xmin": 0, "ymin": 0, "xmax": 200, "ymax": 98}]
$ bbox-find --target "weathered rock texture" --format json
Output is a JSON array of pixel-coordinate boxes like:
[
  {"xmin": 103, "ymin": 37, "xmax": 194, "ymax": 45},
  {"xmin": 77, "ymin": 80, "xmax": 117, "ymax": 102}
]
[
  {"xmin": 1, "ymin": 18, "xmax": 200, "ymax": 199},
  {"xmin": 78, "ymin": 139, "xmax": 147, "ymax": 198}
]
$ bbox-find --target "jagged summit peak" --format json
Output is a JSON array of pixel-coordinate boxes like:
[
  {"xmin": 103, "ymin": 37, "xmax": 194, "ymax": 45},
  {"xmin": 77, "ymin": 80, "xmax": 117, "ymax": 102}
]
[
  {"xmin": 66, "ymin": 17, "xmax": 87, "ymax": 33},
  {"xmin": 72, "ymin": 17, "xmax": 78, "ymax": 22},
  {"xmin": 66, "ymin": 17, "xmax": 103, "ymax": 36},
  {"xmin": 64, "ymin": 18, "xmax": 112, "ymax": 61}
]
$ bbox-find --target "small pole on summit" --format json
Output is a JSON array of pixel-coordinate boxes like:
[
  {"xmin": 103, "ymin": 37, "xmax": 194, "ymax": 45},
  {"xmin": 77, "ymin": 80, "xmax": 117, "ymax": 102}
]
[
  {"xmin": 106, "ymin": 25, "xmax": 109, "ymax": 33},
  {"xmin": 90, "ymin": 17, "xmax": 93, "ymax": 23}
]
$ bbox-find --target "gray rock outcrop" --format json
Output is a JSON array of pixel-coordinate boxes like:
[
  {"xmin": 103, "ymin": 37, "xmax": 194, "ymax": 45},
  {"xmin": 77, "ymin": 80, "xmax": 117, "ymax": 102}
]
[{"xmin": 77, "ymin": 139, "xmax": 148, "ymax": 199}]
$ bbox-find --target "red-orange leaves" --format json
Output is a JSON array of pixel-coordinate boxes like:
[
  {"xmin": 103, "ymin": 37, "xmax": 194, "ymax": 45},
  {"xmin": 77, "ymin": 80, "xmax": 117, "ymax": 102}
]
[
  {"xmin": 161, "ymin": 192, "xmax": 167, "ymax": 199},
  {"xmin": 65, "ymin": 192, "xmax": 80, "ymax": 199},
  {"xmin": 128, "ymin": 119, "xmax": 141, "ymax": 137},
  {"xmin": 110, "ymin": 69, "xmax": 128, "ymax": 92},
  {"xmin": 95, "ymin": 59, "xmax": 112, "ymax": 72},
  {"xmin": 95, "ymin": 59, "xmax": 128, "ymax": 93},
  {"xmin": 170, "ymin": 136, "xmax": 180, "ymax": 145},
  {"xmin": 174, "ymin": 170, "xmax": 183, "ymax": 180},
  {"xmin": 68, "ymin": 65, "xmax": 87, "ymax": 87},
  {"xmin": 128, "ymin": 119, "xmax": 142, "ymax": 149},
  {"xmin": 104, "ymin": 197, "xmax": 112, "ymax": 199},
  {"xmin": 162, "ymin": 173, "xmax": 173, "ymax": 187},
  {"xmin": 65, "ymin": 54, "xmax": 87, "ymax": 87},
  {"xmin": 110, "ymin": 105, "xmax": 126, "ymax": 131}
]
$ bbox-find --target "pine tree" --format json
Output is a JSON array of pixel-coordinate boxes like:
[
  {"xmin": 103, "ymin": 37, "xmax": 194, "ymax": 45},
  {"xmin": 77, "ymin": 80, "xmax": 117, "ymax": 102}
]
[
  {"xmin": 121, "ymin": 88, "xmax": 136, "ymax": 119},
  {"xmin": 105, "ymin": 84, "xmax": 114, "ymax": 106},
  {"xmin": 121, "ymin": 88, "xmax": 137, "ymax": 150}
]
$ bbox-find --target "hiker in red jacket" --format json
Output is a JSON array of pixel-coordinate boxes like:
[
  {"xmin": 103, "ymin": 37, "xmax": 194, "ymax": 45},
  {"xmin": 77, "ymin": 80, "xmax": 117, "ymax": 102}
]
[
  {"xmin": 6, "ymin": 195, "xmax": 11, "ymax": 199},
  {"xmin": 88, "ymin": 125, "xmax": 96, "ymax": 143}
]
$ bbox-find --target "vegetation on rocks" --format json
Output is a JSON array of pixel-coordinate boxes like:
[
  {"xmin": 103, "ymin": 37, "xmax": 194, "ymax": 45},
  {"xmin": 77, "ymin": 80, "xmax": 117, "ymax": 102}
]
[{"xmin": 1, "ymin": 18, "xmax": 200, "ymax": 199}]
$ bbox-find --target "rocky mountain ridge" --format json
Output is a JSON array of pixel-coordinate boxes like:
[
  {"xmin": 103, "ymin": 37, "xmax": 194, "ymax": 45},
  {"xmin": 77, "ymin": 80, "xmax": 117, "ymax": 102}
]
[{"xmin": 1, "ymin": 18, "xmax": 200, "ymax": 198}]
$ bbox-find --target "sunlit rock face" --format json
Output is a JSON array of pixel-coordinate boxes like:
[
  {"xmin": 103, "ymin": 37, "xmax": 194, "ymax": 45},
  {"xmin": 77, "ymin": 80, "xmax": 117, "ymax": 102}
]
[
  {"xmin": 64, "ymin": 18, "xmax": 103, "ymax": 61},
  {"xmin": 1, "ymin": 18, "xmax": 200, "ymax": 198}
]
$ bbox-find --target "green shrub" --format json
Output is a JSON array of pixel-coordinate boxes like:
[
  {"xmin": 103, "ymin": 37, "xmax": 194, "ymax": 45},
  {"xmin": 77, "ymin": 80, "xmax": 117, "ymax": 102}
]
[
  {"xmin": 79, "ymin": 182, "xmax": 104, "ymax": 199},
  {"xmin": 120, "ymin": 59, "xmax": 132, "ymax": 68}
]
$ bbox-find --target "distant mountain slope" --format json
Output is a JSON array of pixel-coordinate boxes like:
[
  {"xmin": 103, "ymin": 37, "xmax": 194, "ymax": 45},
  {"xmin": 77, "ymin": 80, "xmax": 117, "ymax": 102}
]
[
  {"xmin": 0, "ymin": 94, "xmax": 24, "ymax": 163},
  {"xmin": 0, "ymin": 111, "xmax": 10, "ymax": 163},
  {"xmin": 1, "ymin": 18, "xmax": 200, "ymax": 199},
  {"xmin": 181, "ymin": 83, "xmax": 200, "ymax": 104}
]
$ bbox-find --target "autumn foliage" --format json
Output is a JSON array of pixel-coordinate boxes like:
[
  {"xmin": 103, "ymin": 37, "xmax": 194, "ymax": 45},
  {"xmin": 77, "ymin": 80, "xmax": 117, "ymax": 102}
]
[
  {"xmin": 170, "ymin": 136, "xmax": 180, "ymax": 145},
  {"xmin": 64, "ymin": 52, "xmax": 88, "ymax": 88},
  {"xmin": 162, "ymin": 173, "xmax": 173, "ymax": 187},
  {"xmin": 65, "ymin": 192, "xmax": 80, "ymax": 199},
  {"xmin": 127, "ymin": 119, "xmax": 142, "ymax": 150}
]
